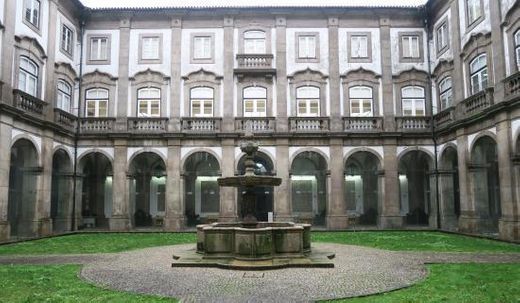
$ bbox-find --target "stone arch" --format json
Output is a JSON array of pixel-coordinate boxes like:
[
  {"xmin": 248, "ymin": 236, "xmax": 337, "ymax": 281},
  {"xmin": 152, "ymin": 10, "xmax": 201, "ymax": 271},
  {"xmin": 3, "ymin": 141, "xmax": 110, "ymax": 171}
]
[
  {"xmin": 51, "ymin": 149, "xmax": 73, "ymax": 233},
  {"xmin": 290, "ymin": 147, "xmax": 330, "ymax": 169},
  {"xmin": 468, "ymin": 131, "xmax": 497, "ymax": 162},
  {"xmin": 127, "ymin": 148, "xmax": 168, "ymax": 171},
  {"xmin": 10, "ymin": 135, "xmax": 41, "ymax": 166},
  {"xmin": 77, "ymin": 149, "xmax": 114, "ymax": 171},
  {"xmin": 52, "ymin": 145, "xmax": 74, "ymax": 167},
  {"xmin": 397, "ymin": 147, "xmax": 435, "ymax": 166},
  {"xmin": 181, "ymin": 148, "xmax": 222, "ymax": 174},
  {"xmin": 343, "ymin": 147, "xmax": 384, "ymax": 170}
]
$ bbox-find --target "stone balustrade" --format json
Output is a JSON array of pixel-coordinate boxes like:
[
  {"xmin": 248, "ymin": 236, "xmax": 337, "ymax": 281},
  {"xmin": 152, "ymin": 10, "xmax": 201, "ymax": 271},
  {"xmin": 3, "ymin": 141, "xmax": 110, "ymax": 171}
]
[
  {"xmin": 461, "ymin": 88, "xmax": 494, "ymax": 117},
  {"xmin": 127, "ymin": 117, "xmax": 168, "ymax": 132},
  {"xmin": 54, "ymin": 108, "xmax": 76, "ymax": 130},
  {"xmin": 396, "ymin": 116, "xmax": 431, "ymax": 131},
  {"xmin": 434, "ymin": 107, "xmax": 455, "ymax": 129},
  {"xmin": 235, "ymin": 117, "xmax": 275, "ymax": 132},
  {"xmin": 181, "ymin": 117, "xmax": 222, "ymax": 132},
  {"xmin": 79, "ymin": 117, "xmax": 116, "ymax": 133},
  {"xmin": 343, "ymin": 117, "xmax": 383, "ymax": 131},
  {"xmin": 236, "ymin": 54, "xmax": 274, "ymax": 68},
  {"xmin": 289, "ymin": 117, "xmax": 330, "ymax": 132},
  {"xmin": 505, "ymin": 71, "xmax": 520, "ymax": 98},
  {"xmin": 13, "ymin": 89, "xmax": 47, "ymax": 116}
]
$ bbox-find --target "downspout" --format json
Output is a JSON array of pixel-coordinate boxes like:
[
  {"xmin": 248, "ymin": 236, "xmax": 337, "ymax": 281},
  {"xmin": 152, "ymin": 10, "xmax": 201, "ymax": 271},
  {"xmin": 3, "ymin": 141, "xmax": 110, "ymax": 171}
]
[
  {"xmin": 423, "ymin": 6, "xmax": 441, "ymax": 230},
  {"xmin": 71, "ymin": 14, "xmax": 86, "ymax": 232}
]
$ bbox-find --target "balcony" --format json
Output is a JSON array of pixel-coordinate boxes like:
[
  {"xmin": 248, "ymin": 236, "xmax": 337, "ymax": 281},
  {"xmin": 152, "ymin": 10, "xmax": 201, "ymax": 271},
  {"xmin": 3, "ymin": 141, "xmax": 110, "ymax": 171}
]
[
  {"xmin": 343, "ymin": 117, "xmax": 383, "ymax": 132},
  {"xmin": 128, "ymin": 117, "xmax": 168, "ymax": 133},
  {"xmin": 235, "ymin": 117, "xmax": 275, "ymax": 133},
  {"xmin": 434, "ymin": 107, "xmax": 455, "ymax": 129},
  {"xmin": 181, "ymin": 117, "xmax": 221, "ymax": 133},
  {"xmin": 54, "ymin": 108, "xmax": 77, "ymax": 131},
  {"xmin": 289, "ymin": 117, "xmax": 330, "ymax": 132},
  {"xmin": 396, "ymin": 116, "xmax": 432, "ymax": 132},
  {"xmin": 505, "ymin": 71, "xmax": 520, "ymax": 99},
  {"xmin": 234, "ymin": 54, "xmax": 276, "ymax": 77},
  {"xmin": 79, "ymin": 117, "xmax": 116, "ymax": 134},
  {"xmin": 461, "ymin": 88, "xmax": 494, "ymax": 117},
  {"xmin": 13, "ymin": 89, "xmax": 47, "ymax": 117}
]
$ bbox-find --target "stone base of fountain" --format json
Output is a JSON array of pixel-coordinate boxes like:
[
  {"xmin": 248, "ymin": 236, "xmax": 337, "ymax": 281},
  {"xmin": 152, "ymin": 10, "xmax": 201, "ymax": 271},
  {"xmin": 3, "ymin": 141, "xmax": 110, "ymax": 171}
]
[{"xmin": 172, "ymin": 222, "xmax": 335, "ymax": 269}]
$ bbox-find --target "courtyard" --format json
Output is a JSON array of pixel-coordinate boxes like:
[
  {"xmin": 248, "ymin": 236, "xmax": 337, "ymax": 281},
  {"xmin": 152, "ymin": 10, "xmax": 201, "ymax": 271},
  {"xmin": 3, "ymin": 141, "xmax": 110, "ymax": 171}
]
[{"xmin": 0, "ymin": 231, "xmax": 518, "ymax": 302}]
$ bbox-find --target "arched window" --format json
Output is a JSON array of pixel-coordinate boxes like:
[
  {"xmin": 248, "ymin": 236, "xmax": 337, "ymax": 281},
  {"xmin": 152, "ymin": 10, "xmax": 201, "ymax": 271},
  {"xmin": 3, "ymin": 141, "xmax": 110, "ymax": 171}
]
[
  {"xmin": 349, "ymin": 86, "xmax": 373, "ymax": 117},
  {"xmin": 296, "ymin": 86, "xmax": 320, "ymax": 117},
  {"xmin": 401, "ymin": 86, "xmax": 425, "ymax": 116},
  {"xmin": 438, "ymin": 77, "xmax": 452, "ymax": 110},
  {"xmin": 515, "ymin": 30, "xmax": 520, "ymax": 71},
  {"xmin": 137, "ymin": 87, "xmax": 161, "ymax": 117},
  {"xmin": 243, "ymin": 87, "xmax": 267, "ymax": 117},
  {"xmin": 244, "ymin": 30, "xmax": 266, "ymax": 54},
  {"xmin": 18, "ymin": 56, "xmax": 39, "ymax": 96},
  {"xmin": 190, "ymin": 87, "xmax": 214, "ymax": 117},
  {"xmin": 469, "ymin": 54, "xmax": 488, "ymax": 95},
  {"xmin": 57, "ymin": 80, "xmax": 72, "ymax": 112},
  {"xmin": 85, "ymin": 88, "xmax": 108, "ymax": 117}
]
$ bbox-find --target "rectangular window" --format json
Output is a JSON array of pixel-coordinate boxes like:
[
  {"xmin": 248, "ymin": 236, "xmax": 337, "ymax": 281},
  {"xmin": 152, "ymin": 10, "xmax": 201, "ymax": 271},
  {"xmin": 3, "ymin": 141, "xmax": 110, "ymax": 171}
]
[
  {"xmin": 140, "ymin": 36, "xmax": 161, "ymax": 61},
  {"xmin": 85, "ymin": 89, "xmax": 109, "ymax": 117},
  {"xmin": 89, "ymin": 37, "xmax": 109, "ymax": 62},
  {"xmin": 515, "ymin": 30, "xmax": 520, "ymax": 71},
  {"xmin": 61, "ymin": 24, "xmax": 74, "ymax": 56},
  {"xmin": 351, "ymin": 35, "xmax": 368, "ymax": 58},
  {"xmin": 402, "ymin": 36, "xmax": 420, "ymax": 58},
  {"xmin": 439, "ymin": 77, "xmax": 453, "ymax": 110},
  {"xmin": 18, "ymin": 57, "xmax": 39, "ymax": 97},
  {"xmin": 349, "ymin": 86, "xmax": 373, "ymax": 117},
  {"xmin": 137, "ymin": 88, "xmax": 161, "ymax": 117},
  {"xmin": 191, "ymin": 100, "xmax": 213, "ymax": 117},
  {"xmin": 467, "ymin": 0, "xmax": 482, "ymax": 25},
  {"xmin": 436, "ymin": 22, "xmax": 449, "ymax": 54},
  {"xmin": 402, "ymin": 86, "xmax": 425, "ymax": 116},
  {"xmin": 193, "ymin": 36, "xmax": 212, "ymax": 60},
  {"xmin": 298, "ymin": 35, "xmax": 316, "ymax": 59},
  {"xmin": 470, "ymin": 54, "xmax": 488, "ymax": 95},
  {"xmin": 24, "ymin": 0, "xmax": 40, "ymax": 29}
]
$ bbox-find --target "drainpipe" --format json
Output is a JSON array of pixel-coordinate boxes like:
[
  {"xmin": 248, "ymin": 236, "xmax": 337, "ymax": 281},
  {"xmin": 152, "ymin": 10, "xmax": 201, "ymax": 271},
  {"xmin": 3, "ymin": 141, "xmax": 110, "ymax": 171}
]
[
  {"xmin": 71, "ymin": 14, "xmax": 86, "ymax": 232},
  {"xmin": 423, "ymin": 6, "xmax": 441, "ymax": 230}
]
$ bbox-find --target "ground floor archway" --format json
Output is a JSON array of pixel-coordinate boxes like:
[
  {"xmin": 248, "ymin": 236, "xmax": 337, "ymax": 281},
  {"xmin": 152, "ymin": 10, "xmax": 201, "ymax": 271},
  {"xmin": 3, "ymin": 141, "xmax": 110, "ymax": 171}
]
[
  {"xmin": 50, "ymin": 149, "xmax": 73, "ymax": 233},
  {"xmin": 439, "ymin": 146, "xmax": 460, "ymax": 230}
]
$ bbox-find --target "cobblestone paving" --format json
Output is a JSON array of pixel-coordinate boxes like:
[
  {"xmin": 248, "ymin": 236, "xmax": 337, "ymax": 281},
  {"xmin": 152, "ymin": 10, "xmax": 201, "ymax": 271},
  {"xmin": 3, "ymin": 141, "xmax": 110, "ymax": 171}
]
[{"xmin": 1, "ymin": 243, "xmax": 519, "ymax": 302}]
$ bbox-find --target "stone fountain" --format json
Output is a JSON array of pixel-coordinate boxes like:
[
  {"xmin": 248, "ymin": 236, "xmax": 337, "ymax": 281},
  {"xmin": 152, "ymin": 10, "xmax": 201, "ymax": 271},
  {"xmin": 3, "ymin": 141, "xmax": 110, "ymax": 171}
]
[{"xmin": 172, "ymin": 132, "xmax": 334, "ymax": 269}]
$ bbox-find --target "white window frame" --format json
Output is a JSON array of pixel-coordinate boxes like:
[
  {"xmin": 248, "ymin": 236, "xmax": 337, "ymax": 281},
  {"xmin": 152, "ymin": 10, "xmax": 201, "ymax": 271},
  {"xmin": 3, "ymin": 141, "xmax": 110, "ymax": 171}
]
[
  {"xmin": 438, "ymin": 77, "xmax": 453, "ymax": 110},
  {"xmin": 137, "ymin": 87, "xmax": 161, "ymax": 117},
  {"xmin": 243, "ymin": 31, "xmax": 266, "ymax": 54},
  {"xmin": 401, "ymin": 86, "xmax": 426, "ymax": 117},
  {"xmin": 436, "ymin": 22, "xmax": 449, "ymax": 53},
  {"xmin": 190, "ymin": 87, "xmax": 214, "ymax": 117},
  {"xmin": 349, "ymin": 86, "xmax": 373, "ymax": 117},
  {"xmin": 24, "ymin": 0, "xmax": 40, "ymax": 29},
  {"xmin": 61, "ymin": 24, "xmax": 74, "ymax": 56},
  {"xmin": 402, "ymin": 35, "xmax": 420, "ymax": 59},
  {"xmin": 243, "ymin": 87, "xmax": 267, "ymax": 117},
  {"xmin": 141, "ymin": 36, "xmax": 160, "ymax": 61},
  {"xmin": 18, "ymin": 56, "xmax": 39, "ymax": 97},
  {"xmin": 296, "ymin": 86, "xmax": 320, "ymax": 117},
  {"xmin": 85, "ymin": 88, "xmax": 109, "ymax": 118},
  {"xmin": 298, "ymin": 35, "xmax": 317, "ymax": 59},
  {"xmin": 469, "ymin": 54, "xmax": 488, "ymax": 95},
  {"xmin": 350, "ymin": 35, "xmax": 368, "ymax": 59},
  {"xmin": 57, "ymin": 80, "xmax": 72, "ymax": 112},
  {"xmin": 467, "ymin": 0, "xmax": 482, "ymax": 25},
  {"xmin": 193, "ymin": 36, "xmax": 212, "ymax": 60}
]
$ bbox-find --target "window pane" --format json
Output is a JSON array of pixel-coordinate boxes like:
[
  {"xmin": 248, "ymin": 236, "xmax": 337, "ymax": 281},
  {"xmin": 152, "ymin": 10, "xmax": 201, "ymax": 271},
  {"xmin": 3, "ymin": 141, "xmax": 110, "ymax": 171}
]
[
  {"xmin": 100, "ymin": 39, "xmax": 108, "ymax": 60},
  {"xmin": 90, "ymin": 39, "xmax": 98, "ymax": 59},
  {"xmin": 351, "ymin": 100, "xmax": 360, "ymax": 114},
  {"xmin": 194, "ymin": 36, "xmax": 211, "ymax": 59},
  {"xmin": 297, "ymin": 101, "xmax": 306, "ymax": 115},
  {"xmin": 402, "ymin": 86, "xmax": 424, "ymax": 98},
  {"xmin": 257, "ymin": 100, "xmax": 266, "ymax": 113},
  {"xmin": 138, "ymin": 88, "xmax": 160, "ymax": 99},
  {"xmin": 244, "ymin": 31, "xmax": 265, "ymax": 39},
  {"xmin": 142, "ymin": 37, "xmax": 160, "ymax": 60},
  {"xmin": 138, "ymin": 101, "xmax": 148, "ymax": 116},
  {"xmin": 191, "ymin": 87, "xmax": 213, "ymax": 99},
  {"xmin": 244, "ymin": 87, "xmax": 266, "ymax": 98},
  {"xmin": 98, "ymin": 101, "xmax": 108, "ymax": 117},
  {"xmin": 244, "ymin": 100, "xmax": 254, "ymax": 112},
  {"xmin": 402, "ymin": 37, "xmax": 410, "ymax": 57},
  {"xmin": 309, "ymin": 100, "xmax": 319, "ymax": 114},
  {"xmin": 299, "ymin": 35, "xmax": 316, "ymax": 58},
  {"xmin": 470, "ymin": 54, "xmax": 486, "ymax": 73},
  {"xmin": 86, "ymin": 101, "xmax": 96, "ymax": 117},
  {"xmin": 349, "ymin": 86, "xmax": 372, "ymax": 99},
  {"xmin": 150, "ymin": 101, "xmax": 160, "ymax": 116},
  {"xmin": 203, "ymin": 101, "xmax": 213, "ymax": 115},
  {"xmin": 192, "ymin": 101, "xmax": 201, "ymax": 115},
  {"xmin": 351, "ymin": 35, "xmax": 368, "ymax": 58},
  {"xmin": 297, "ymin": 86, "xmax": 319, "ymax": 99}
]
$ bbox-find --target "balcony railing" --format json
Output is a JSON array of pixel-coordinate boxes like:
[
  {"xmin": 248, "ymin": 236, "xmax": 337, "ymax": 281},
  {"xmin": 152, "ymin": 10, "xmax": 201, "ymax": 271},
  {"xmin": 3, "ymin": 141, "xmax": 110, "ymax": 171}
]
[
  {"xmin": 236, "ymin": 54, "xmax": 274, "ymax": 69},
  {"xmin": 181, "ymin": 117, "xmax": 221, "ymax": 132},
  {"xmin": 505, "ymin": 71, "xmax": 520, "ymax": 98},
  {"xmin": 79, "ymin": 117, "xmax": 116, "ymax": 134},
  {"xmin": 434, "ymin": 107, "xmax": 455, "ymax": 129},
  {"xmin": 396, "ymin": 116, "xmax": 432, "ymax": 131},
  {"xmin": 343, "ymin": 117, "xmax": 383, "ymax": 132},
  {"xmin": 461, "ymin": 88, "xmax": 494, "ymax": 117},
  {"xmin": 128, "ymin": 117, "xmax": 168, "ymax": 132},
  {"xmin": 13, "ymin": 89, "xmax": 47, "ymax": 116},
  {"xmin": 54, "ymin": 108, "xmax": 76, "ymax": 130},
  {"xmin": 289, "ymin": 117, "xmax": 330, "ymax": 132},
  {"xmin": 235, "ymin": 117, "xmax": 275, "ymax": 133}
]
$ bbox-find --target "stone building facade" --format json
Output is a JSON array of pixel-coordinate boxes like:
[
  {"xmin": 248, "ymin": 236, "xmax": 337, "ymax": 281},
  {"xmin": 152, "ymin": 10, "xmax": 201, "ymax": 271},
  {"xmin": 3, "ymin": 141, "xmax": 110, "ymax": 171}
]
[{"xmin": 0, "ymin": 0, "xmax": 519, "ymax": 241}]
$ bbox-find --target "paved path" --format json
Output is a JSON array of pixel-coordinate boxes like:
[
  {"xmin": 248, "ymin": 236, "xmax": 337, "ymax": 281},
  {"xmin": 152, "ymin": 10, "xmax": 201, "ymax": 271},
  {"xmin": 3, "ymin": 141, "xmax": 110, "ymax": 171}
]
[{"xmin": 1, "ymin": 243, "xmax": 519, "ymax": 302}]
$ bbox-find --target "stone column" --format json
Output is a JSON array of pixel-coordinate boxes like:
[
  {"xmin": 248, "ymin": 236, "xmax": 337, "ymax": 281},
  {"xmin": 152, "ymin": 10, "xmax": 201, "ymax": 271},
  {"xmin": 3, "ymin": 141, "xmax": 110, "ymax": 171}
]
[
  {"xmin": 456, "ymin": 130, "xmax": 478, "ymax": 233},
  {"xmin": 510, "ymin": 158, "xmax": 520, "ymax": 240},
  {"xmin": 328, "ymin": 17, "xmax": 342, "ymax": 132},
  {"xmin": 379, "ymin": 17, "xmax": 396, "ymax": 131},
  {"xmin": 44, "ymin": 0, "xmax": 58, "ymax": 120},
  {"xmin": 116, "ymin": 18, "xmax": 131, "ymax": 131},
  {"xmin": 489, "ymin": 0, "xmax": 506, "ymax": 101},
  {"xmin": 222, "ymin": 17, "xmax": 235, "ymax": 132},
  {"xmin": 35, "ymin": 131, "xmax": 54, "ymax": 236},
  {"xmin": 219, "ymin": 139, "xmax": 237, "ymax": 222},
  {"xmin": 274, "ymin": 139, "xmax": 291, "ymax": 221},
  {"xmin": 0, "ymin": 0, "xmax": 17, "ymax": 105},
  {"xmin": 379, "ymin": 141, "xmax": 403, "ymax": 227},
  {"xmin": 164, "ymin": 139, "xmax": 184, "ymax": 230},
  {"xmin": 275, "ymin": 16, "xmax": 288, "ymax": 132},
  {"xmin": 0, "ymin": 115, "xmax": 13, "ymax": 240},
  {"xmin": 73, "ymin": 174, "xmax": 84, "ymax": 230},
  {"xmin": 169, "ymin": 18, "xmax": 182, "ymax": 131},
  {"xmin": 110, "ymin": 139, "xmax": 130, "ymax": 230},
  {"xmin": 438, "ymin": 171, "xmax": 458, "ymax": 231},
  {"xmin": 428, "ymin": 173, "xmax": 438, "ymax": 229},
  {"xmin": 327, "ymin": 139, "xmax": 347, "ymax": 229},
  {"xmin": 450, "ymin": 0, "xmax": 465, "ymax": 103}
]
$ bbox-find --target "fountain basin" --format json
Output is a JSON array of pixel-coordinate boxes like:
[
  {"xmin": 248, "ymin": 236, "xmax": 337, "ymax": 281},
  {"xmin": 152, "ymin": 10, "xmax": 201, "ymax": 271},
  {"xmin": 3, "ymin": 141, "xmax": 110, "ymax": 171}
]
[{"xmin": 218, "ymin": 175, "xmax": 282, "ymax": 187}]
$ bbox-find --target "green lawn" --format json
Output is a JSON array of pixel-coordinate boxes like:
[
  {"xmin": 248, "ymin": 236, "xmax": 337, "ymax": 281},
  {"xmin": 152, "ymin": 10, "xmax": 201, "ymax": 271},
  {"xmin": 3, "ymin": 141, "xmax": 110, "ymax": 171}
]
[
  {"xmin": 0, "ymin": 231, "xmax": 517, "ymax": 255},
  {"xmin": 0, "ymin": 263, "xmax": 518, "ymax": 303}
]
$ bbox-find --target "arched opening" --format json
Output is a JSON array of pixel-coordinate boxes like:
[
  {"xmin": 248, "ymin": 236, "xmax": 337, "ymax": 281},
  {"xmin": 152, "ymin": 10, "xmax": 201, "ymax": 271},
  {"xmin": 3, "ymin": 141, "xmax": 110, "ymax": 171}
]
[
  {"xmin": 184, "ymin": 152, "xmax": 220, "ymax": 226},
  {"xmin": 471, "ymin": 136, "xmax": 501, "ymax": 233},
  {"xmin": 79, "ymin": 153, "xmax": 112, "ymax": 229},
  {"xmin": 237, "ymin": 152, "xmax": 274, "ymax": 221},
  {"xmin": 128, "ymin": 152, "xmax": 166, "ymax": 228},
  {"xmin": 8, "ymin": 139, "xmax": 39, "ymax": 238},
  {"xmin": 344, "ymin": 152, "xmax": 381, "ymax": 226},
  {"xmin": 291, "ymin": 151, "xmax": 327, "ymax": 226},
  {"xmin": 439, "ymin": 146, "xmax": 460, "ymax": 230},
  {"xmin": 50, "ymin": 149, "xmax": 72, "ymax": 233},
  {"xmin": 398, "ymin": 150, "xmax": 432, "ymax": 226}
]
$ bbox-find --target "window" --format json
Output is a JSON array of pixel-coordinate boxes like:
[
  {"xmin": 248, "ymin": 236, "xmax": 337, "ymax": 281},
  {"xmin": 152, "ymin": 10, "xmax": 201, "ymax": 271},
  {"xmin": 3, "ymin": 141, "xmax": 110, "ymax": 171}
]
[
  {"xmin": 438, "ymin": 77, "xmax": 453, "ymax": 110},
  {"xmin": 436, "ymin": 21, "xmax": 449, "ymax": 53},
  {"xmin": 61, "ymin": 25, "xmax": 74, "ymax": 56},
  {"xmin": 244, "ymin": 31, "xmax": 266, "ymax": 54},
  {"xmin": 296, "ymin": 86, "xmax": 320, "ymax": 117},
  {"xmin": 193, "ymin": 36, "xmax": 212, "ymax": 60},
  {"xmin": 57, "ymin": 80, "xmax": 72, "ymax": 112},
  {"xmin": 351, "ymin": 35, "xmax": 368, "ymax": 58},
  {"xmin": 137, "ymin": 88, "xmax": 160, "ymax": 117},
  {"xmin": 85, "ymin": 88, "xmax": 108, "ymax": 117},
  {"xmin": 24, "ymin": 0, "xmax": 40, "ymax": 29},
  {"xmin": 298, "ymin": 35, "xmax": 317, "ymax": 59},
  {"xmin": 401, "ymin": 86, "xmax": 425, "ymax": 116},
  {"xmin": 467, "ymin": 0, "xmax": 482, "ymax": 25},
  {"xmin": 140, "ymin": 36, "xmax": 161, "ymax": 61},
  {"xmin": 89, "ymin": 36, "xmax": 109, "ymax": 62},
  {"xmin": 515, "ymin": 30, "xmax": 520, "ymax": 71},
  {"xmin": 402, "ymin": 35, "xmax": 420, "ymax": 59},
  {"xmin": 469, "ymin": 54, "xmax": 488, "ymax": 95},
  {"xmin": 349, "ymin": 86, "xmax": 373, "ymax": 117},
  {"xmin": 18, "ymin": 57, "xmax": 38, "ymax": 97},
  {"xmin": 190, "ymin": 87, "xmax": 214, "ymax": 117},
  {"xmin": 243, "ymin": 87, "xmax": 267, "ymax": 117}
]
